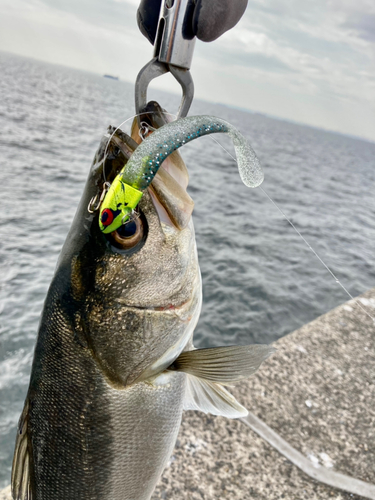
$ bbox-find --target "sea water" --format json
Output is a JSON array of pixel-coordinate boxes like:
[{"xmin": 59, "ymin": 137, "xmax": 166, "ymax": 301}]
[{"xmin": 0, "ymin": 52, "xmax": 374, "ymax": 486}]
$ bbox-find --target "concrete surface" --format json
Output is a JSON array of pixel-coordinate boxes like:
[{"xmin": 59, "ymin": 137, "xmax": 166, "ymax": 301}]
[
  {"xmin": 151, "ymin": 288, "xmax": 375, "ymax": 500},
  {"xmin": 2, "ymin": 289, "xmax": 374, "ymax": 499},
  {"xmin": 0, "ymin": 487, "xmax": 10, "ymax": 500}
]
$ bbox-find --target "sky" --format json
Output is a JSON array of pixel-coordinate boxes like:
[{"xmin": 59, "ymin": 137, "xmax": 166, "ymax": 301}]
[{"xmin": 0, "ymin": 0, "xmax": 374, "ymax": 141}]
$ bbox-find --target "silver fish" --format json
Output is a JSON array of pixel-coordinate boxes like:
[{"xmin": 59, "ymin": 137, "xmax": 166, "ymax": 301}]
[{"xmin": 11, "ymin": 103, "xmax": 274, "ymax": 500}]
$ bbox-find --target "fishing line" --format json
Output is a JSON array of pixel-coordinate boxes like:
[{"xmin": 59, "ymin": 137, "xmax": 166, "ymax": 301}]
[
  {"xmin": 207, "ymin": 134, "xmax": 375, "ymax": 324},
  {"xmin": 107, "ymin": 113, "xmax": 374, "ymax": 322}
]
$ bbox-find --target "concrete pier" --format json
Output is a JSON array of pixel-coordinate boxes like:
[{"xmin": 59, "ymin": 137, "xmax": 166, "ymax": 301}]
[
  {"xmin": 2, "ymin": 289, "xmax": 374, "ymax": 499},
  {"xmin": 151, "ymin": 288, "xmax": 375, "ymax": 500}
]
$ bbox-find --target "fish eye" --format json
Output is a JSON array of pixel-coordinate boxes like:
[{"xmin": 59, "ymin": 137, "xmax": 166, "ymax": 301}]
[
  {"xmin": 117, "ymin": 220, "xmax": 138, "ymax": 237},
  {"xmin": 107, "ymin": 215, "xmax": 146, "ymax": 251}
]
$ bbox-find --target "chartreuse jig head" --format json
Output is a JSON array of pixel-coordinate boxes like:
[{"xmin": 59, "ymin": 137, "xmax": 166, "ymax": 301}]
[
  {"xmin": 99, "ymin": 115, "xmax": 264, "ymax": 234},
  {"xmin": 99, "ymin": 181, "xmax": 142, "ymax": 233}
]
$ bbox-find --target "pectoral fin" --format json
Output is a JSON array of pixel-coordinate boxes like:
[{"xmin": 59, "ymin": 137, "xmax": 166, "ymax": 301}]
[
  {"xmin": 11, "ymin": 400, "xmax": 34, "ymax": 500},
  {"xmin": 171, "ymin": 344, "xmax": 275, "ymax": 383},
  {"xmin": 171, "ymin": 344, "xmax": 275, "ymax": 419}
]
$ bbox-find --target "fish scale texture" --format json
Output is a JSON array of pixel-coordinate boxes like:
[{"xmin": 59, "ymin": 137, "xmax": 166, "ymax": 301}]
[
  {"xmin": 104, "ymin": 376, "xmax": 186, "ymax": 500},
  {"xmin": 8, "ymin": 123, "xmax": 203, "ymax": 500},
  {"xmin": 26, "ymin": 289, "xmax": 186, "ymax": 500},
  {"xmin": 5, "ymin": 290, "xmax": 373, "ymax": 500}
]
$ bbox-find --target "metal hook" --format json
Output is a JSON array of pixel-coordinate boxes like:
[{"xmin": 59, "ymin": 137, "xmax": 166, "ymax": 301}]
[
  {"xmin": 138, "ymin": 121, "xmax": 156, "ymax": 141},
  {"xmin": 121, "ymin": 209, "xmax": 140, "ymax": 226},
  {"xmin": 88, "ymin": 182, "xmax": 111, "ymax": 213}
]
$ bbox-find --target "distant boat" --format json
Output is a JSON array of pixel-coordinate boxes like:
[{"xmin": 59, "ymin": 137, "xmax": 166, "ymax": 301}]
[{"xmin": 103, "ymin": 74, "xmax": 119, "ymax": 80}]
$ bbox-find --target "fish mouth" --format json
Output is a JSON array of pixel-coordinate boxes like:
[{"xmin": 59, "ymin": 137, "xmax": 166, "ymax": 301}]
[
  {"xmin": 131, "ymin": 102, "xmax": 194, "ymax": 230},
  {"xmin": 149, "ymin": 148, "xmax": 194, "ymax": 230},
  {"xmin": 131, "ymin": 282, "xmax": 202, "ymax": 385},
  {"xmin": 115, "ymin": 269, "xmax": 202, "ymax": 387},
  {"xmin": 115, "ymin": 293, "xmax": 195, "ymax": 317}
]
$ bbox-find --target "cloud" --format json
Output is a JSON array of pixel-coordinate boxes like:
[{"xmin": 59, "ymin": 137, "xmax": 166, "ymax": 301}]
[
  {"xmin": 34, "ymin": 0, "xmax": 138, "ymax": 31},
  {"xmin": 0, "ymin": 0, "xmax": 150, "ymax": 80},
  {"xmin": 343, "ymin": 12, "xmax": 375, "ymax": 42},
  {"xmin": 190, "ymin": 0, "xmax": 375, "ymax": 140},
  {"xmin": 210, "ymin": 49, "xmax": 296, "ymax": 74},
  {"xmin": 234, "ymin": 52, "xmax": 297, "ymax": 73},
  {"xmin": 207, "ymin": 1, "xmax": 375, "ymax": 103},
  {"xmin": 0, "ymin": 0, "xmax": 374, "ymax": 141}
]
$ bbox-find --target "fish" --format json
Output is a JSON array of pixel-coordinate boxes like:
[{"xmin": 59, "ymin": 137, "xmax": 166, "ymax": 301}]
[{"xmin": 11, "ymin": 101, "xmax": 274, "ymax": 500}]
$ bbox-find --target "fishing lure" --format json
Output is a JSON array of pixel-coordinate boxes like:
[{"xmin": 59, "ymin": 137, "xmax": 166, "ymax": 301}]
[{"xmin": 99, "ymin": 115, "xmax": 264, "ymax": 233}]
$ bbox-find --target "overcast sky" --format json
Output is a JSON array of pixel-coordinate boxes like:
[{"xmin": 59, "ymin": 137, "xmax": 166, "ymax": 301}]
[{"xmin": 0, "ymin": 0, "xmax": 374, "ymax": 141}]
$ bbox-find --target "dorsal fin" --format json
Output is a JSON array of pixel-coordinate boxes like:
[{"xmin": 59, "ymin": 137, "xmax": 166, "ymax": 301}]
[{"xmin": 11, "ymin": 399, "xmax": 34, "ymax": 500}]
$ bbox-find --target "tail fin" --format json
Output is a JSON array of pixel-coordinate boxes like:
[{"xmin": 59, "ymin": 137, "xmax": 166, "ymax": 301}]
[{"xmin": 11, "ymin": 399, "xmax": 34, "ymax": 500}]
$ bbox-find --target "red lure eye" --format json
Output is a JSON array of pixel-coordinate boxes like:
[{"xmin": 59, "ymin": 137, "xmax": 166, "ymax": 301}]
[{"xmin": 101, "ymin": 208, "xmax": 114, "ymax": 226}]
